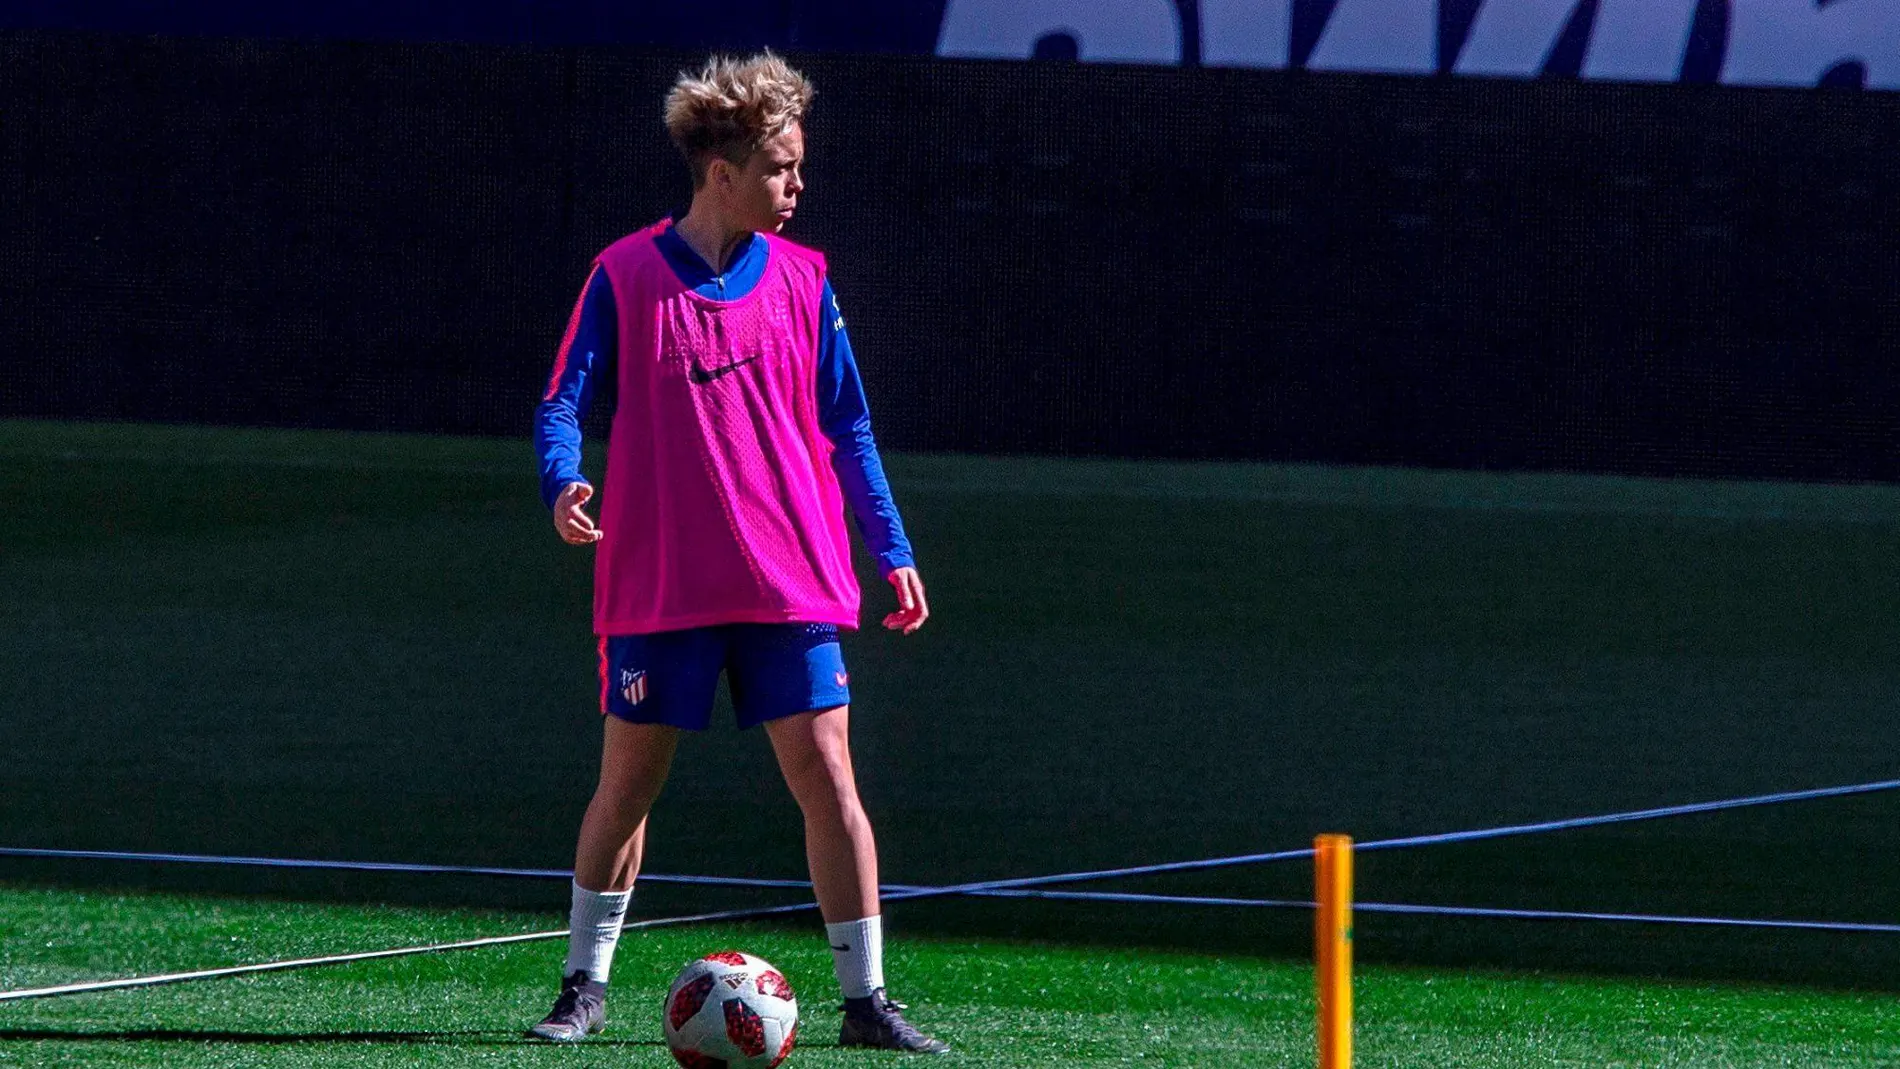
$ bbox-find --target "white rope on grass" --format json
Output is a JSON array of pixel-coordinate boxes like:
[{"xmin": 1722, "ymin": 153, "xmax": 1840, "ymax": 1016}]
[
  {"xmin": 0, "ymin": 901, "xmax": 820, "ymax": 1003},
  {"xmin": 7, "ymin": 776, "xmax": 1897, "ymax": 1001},
  {"xmin": 0, "ymin": 866, "xmax": 1304, "ymax": 1004}
]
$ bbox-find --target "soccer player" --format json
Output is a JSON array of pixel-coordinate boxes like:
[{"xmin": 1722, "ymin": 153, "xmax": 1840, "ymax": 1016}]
[{"xmin": 527, "ymin": 52, "xmax": 948, "ymax": 1054}]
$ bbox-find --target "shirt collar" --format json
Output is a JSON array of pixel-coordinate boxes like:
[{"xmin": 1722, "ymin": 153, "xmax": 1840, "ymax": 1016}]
[{"xmin": 656, "ymin": 215, "xmax": 765, "ymax": 288}]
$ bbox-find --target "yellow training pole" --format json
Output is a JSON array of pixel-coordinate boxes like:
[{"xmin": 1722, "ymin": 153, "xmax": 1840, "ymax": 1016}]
[{"xmin": 1315, "ymin": 834, "xmax": 1354, "ymax": 1069}]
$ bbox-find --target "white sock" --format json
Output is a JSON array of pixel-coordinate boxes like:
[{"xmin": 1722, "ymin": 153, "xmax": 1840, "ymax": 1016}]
[
  {"xmin": 563, "ymin": 880, "xmax": 632, "ymax": 984},
  {"xmin": 826, "ymin": 916, "xmax": 885, "ymax": 1000}
]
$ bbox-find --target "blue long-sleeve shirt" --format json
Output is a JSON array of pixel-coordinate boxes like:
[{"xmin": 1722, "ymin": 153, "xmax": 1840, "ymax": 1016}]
[{"xmin": 533, "ymin": 225, "xmax": 915, "ymax": 577}]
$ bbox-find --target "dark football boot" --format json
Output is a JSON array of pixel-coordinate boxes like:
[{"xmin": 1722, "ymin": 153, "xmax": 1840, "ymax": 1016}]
[
  {"xmin": 839, "ymin": 988, "xmax": 950, "ymax": 1054},
  {"xmin": 528, "ymin": 970, "xmax": 607, "ymax": 1042}
]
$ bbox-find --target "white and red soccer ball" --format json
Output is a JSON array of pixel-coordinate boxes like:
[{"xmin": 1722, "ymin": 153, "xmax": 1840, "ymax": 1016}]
[{"xmin": 663, "ymin": 950, "xmax": 799, "ymax": 1069}]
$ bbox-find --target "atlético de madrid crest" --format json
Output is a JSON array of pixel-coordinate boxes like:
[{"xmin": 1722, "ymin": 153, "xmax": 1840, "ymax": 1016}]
[{"xmin": 619, "ymin": 669, "xmax": 648, "ymax": 706}]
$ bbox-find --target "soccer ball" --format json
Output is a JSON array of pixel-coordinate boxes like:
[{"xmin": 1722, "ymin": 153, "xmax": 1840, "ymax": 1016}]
[{"xmin": 663, "ymin": 950, "xmax": 799, "ymax": 1069}]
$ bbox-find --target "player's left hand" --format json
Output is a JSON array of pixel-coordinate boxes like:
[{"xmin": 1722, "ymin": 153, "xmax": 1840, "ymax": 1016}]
[{"xmin": 883, "ymin": 567, "xmax": 929, "ymax": 635}]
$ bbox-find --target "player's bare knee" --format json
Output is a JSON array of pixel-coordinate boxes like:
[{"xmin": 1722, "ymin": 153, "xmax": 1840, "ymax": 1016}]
[
  {"xmin": 795, "ymin": 778, "xmax": 869, "ymax": 834},
  {"xmin": 591, "ymin": 775, "xmax": 663, "ymax": 824},
  {"xmin": 781, "ymin": 748, "xmax": 855, "ymax": 801}
]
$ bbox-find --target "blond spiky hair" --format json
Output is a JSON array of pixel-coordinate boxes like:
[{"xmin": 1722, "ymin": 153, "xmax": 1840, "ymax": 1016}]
[{"xmin": 664, "ymin": 51, "xmax": 815, "ymax": 188}]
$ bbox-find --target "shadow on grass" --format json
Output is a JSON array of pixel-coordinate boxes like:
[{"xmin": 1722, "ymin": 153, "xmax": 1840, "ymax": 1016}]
[{"xmin": 0, "ymin": 1028, "xmax": 665, "ymax": 1046}]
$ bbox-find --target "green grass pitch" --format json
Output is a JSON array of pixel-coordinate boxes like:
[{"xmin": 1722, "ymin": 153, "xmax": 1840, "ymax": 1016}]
[
  {"xmin": 3, "ymin": 885, "xmax": 1896, "ymax": 1067},
  {"xmin": 2, "ymin": 420, "xmax": 1899, "ymax": 1064}
]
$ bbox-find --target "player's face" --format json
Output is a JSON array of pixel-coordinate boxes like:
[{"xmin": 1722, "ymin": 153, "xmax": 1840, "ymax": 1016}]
[{"xmin": 733, "ymin": 124, "xmax": 804, "ymax": 233}]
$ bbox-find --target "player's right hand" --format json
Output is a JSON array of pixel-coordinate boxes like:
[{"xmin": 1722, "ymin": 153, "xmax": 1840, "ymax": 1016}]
[{"xmin": 554, "ymin": 481, "xmax": 602, "ymax": 545}]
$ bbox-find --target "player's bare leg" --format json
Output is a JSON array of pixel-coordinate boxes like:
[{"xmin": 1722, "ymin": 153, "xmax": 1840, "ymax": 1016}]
[
  {"xmin": 766, "ymin": 705, "xmax": 878, "ymax": 921},
  {"xmin": 530, "ymin": 718, "xmax": 681, "ymax": 1042},
  {"xmin": 575, "ymin": 718, "xmax": 681, "ymax": 891},
  {"xmin": 767, "ymin": 706, "xmax": 949, "ymax": 1054}
]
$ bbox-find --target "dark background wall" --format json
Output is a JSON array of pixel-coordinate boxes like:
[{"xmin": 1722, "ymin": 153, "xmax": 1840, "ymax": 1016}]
[
  {"xmin": 0, "ymin": 1, "xmax": 947, "ymax": 51},
  {"xmin": 1, "ymin": 1, "xmax": 1871, "ymax": 91},
  {"xmin": 3, "ymin": 30, "xmax": 1898, "ymax": 481}
]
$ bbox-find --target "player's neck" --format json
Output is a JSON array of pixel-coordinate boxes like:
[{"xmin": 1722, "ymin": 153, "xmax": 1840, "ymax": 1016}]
[{"xmin": 674, "ymin": 202, "xmax": 750, "ymax": 275}]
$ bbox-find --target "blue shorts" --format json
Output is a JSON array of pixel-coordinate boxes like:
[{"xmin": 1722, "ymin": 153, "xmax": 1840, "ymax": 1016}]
[{"xmin": 598, "ymin": 623, "xmax": 851, "ymax": 730}]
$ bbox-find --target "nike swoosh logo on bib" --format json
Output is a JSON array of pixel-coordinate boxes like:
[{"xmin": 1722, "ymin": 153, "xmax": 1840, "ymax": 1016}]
[{"xmin": 689, "ymin": 353, "xmax": 761, "ymax": 384}]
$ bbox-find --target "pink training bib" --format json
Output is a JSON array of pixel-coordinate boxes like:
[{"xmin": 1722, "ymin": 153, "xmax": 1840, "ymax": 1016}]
[{"xmin": 589, "ymin": 221, "xmax": 859, "ymax": 635}]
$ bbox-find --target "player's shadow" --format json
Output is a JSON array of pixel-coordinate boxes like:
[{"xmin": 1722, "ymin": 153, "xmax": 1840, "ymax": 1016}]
[{"xmin": 0, "ymin": 1028, "xmax": 667, "ymax": 1046}]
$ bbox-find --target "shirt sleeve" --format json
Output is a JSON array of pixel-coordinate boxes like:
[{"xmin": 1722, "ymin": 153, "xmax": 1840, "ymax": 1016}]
[
  {"xmin": 815, "ymin": 278, "xmax": 916, "ymax": 577},
  {"xmin": 533, "ymin": 265, "xmax": 616, "ymax": 510}
]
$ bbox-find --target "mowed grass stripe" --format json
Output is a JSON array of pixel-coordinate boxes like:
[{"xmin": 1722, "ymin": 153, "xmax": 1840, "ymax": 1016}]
[{"xmin": 10, "ymin": 418, "xmax": 1900, "ymax": 520}]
